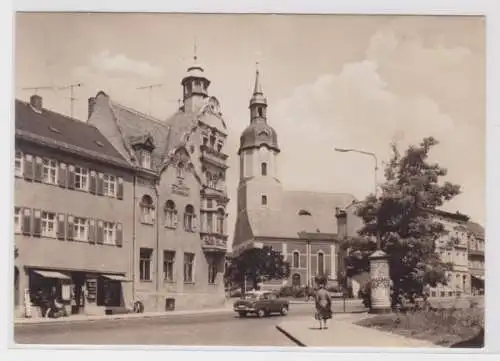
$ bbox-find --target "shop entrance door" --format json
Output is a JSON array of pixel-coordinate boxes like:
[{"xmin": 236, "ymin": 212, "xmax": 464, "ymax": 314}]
[{"xmin": 71, "ymin": 272, "xmax": 86, "ymax": 315}]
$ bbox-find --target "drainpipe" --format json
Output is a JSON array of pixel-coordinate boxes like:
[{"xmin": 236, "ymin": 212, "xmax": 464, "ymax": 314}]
[
  {"xmin": 132, "ymin": 175, "xmax": 137, "ymax": 302},
  {"xmin": 154, "ymin": 183, "xmax": 160, "ymax": 310}
]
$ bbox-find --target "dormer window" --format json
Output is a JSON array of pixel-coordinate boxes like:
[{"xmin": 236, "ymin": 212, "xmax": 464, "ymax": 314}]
[
  {"xmin": 141, "ymin": 150, "xmax": 151, "ymax": 169},
  {"xmin": 217, "ymin": 142, "xmax": 223, "ymax": 153},
  {"xmin": 210, "ymin": 135, "xmax": 216, "ymax": 148}
]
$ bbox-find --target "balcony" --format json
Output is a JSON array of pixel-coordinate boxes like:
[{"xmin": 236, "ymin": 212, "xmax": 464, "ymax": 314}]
[
  {"xmin": 200, "ymin": 232, "xmax": 228, "ymax": 253},
  {"xmin": 200, "ymin": 145, "xmax": 229, "ymax": 169},
  {"xmin": 468, "ymin": 249, "xmax": 485, "ymax": 257}
]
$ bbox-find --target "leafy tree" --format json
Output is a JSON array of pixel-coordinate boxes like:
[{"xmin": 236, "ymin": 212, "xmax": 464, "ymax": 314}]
[
  {"xmin": 224, "ymin": 246, "xmax": 290, "ymax": 293},
  {"xmin": 344, "ymin": 137, "xmax": 460, "ymax": 307}
]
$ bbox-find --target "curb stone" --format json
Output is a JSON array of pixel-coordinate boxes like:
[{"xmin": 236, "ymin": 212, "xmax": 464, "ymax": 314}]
[{"xmin": 276, "ymin": 325, "xmax": 306, "ymax": 347}]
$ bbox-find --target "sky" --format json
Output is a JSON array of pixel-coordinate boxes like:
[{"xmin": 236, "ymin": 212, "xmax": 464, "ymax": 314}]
[{"xmin": 14, "ymin": 13, "xmax": 486, "ymax": 245}]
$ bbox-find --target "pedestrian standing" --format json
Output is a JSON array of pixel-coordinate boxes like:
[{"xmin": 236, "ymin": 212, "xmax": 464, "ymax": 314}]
[{"xmin": 314, "ymin": 277, "xmax": 332, "ymax": 330}]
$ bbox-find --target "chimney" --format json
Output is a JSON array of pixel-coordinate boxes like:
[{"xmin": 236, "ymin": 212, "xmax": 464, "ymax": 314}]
[
  {"xmin": 88, "ymin": 97, "xmax": 96, "ymax": 119},
  {"xmin": 30, "ymin": 95, "xmax": 43, "ymax": 112}
]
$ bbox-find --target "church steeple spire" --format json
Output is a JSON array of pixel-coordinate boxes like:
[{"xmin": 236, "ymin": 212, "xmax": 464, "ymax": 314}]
[{"xmin": 249, "ymin": 62, "xmax": 267, "ymax": 122}]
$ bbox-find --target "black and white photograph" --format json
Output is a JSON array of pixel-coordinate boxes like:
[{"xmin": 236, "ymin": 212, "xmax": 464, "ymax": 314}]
[{"xmin": 7, "ymin": 7, "xmax": 490, "ymax": 352}]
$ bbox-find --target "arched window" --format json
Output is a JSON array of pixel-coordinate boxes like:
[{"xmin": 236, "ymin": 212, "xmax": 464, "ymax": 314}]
[
  {"xmin": 140, "ymin": 195, "xmax": 155, "ymax": 224},
  {"xmin": 292, "ymin": 251, "xmax": 300, "ymax": 268},
  {"xmin": 261, "ymin": 162, "xmax": 267, "ymax": 176},
  {"xmin": 177, "ymin": 162, "xmax": 184, "ymax": 178},
  {"xmin": 216, "ymin": 208, "xmax": 225, "ymax": 234},
  {"xmin": 184, "ymin": 204, "xmax": 196, "ymax": 232},
  {"xmin": 164, "ymin": 200, "xmax": 177, "ymax": 228},
  {"xmin": 292, "ymin": 273, "xmax": 301, "ymax": 287},
  {"xmin": 258, "ymin": 107, "xmax": 263, "ymax": 117},
  {"xmin": 317, "ymin": 252, "xmax": 325, "ymax": 276}
]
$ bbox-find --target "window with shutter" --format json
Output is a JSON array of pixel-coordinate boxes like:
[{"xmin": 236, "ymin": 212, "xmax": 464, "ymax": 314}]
[
  {"xmin": 58, "ymin": 163, "xmax": 67, "ymax": 188},
  {"xmin": 88, "ymin": 219, "xmax": 96, "ymax": 244},
  {"xmin": 56, "ymin": 214, "xmax": 66, "ymax": 240},
  {"xmin": 24, "ymin": 155, "xmax": 34, "ymax": 181},
  {"xmin": 116, "ymin": 223, "xmax": 123, "ymax": 247},
  {"xmin": 22, "ymin": 208, "xmax": 32, "ymax": 235},
  {"xmin": 32, "ymin": 209, "xmax": 42, "ymax": 237},
  {"xmin": 97, "ymin": 220, "xmax": 104, "ymax": 244},
  {"xmin": 97, "ymin": 173, "xmax": 104, "ymax": 196},
  {"xmin": 66, "ymin": 215, "xmax": 74, "ymax": 240},
  {"xmin": 68, "ymin": 165, "xmax": 76, "ymax": 189},
  {"xmin": 117, "ymin": 177, "xmax": 124, "ymax": 200},
  {"xmin": 89, "ymin": 171, "xmax": 97, "ymax": 194},
  {"xmin": 34, "ymin": 157, "xmax": 43, "ymax": 182}
]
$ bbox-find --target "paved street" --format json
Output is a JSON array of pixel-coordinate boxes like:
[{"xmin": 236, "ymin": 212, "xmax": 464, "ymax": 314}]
[{"xmin": 16, "ymin": 303, "xmax": 359, "ymax": 346}]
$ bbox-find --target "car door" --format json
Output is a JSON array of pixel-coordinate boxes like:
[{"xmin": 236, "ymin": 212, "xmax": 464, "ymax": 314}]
[
  {"xmin": 267, "ymin": 292, "xmax": 279, "ymax": 312},
  {"xmin": 260, "ymin": 292, "xmax": 270, "ymax": 311}
]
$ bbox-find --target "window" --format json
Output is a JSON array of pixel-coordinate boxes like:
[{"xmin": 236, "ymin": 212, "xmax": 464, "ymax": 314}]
[
  {"xmin": 15, "ymin": 152, "xmax": 23, "ymax": 177},
  {"xmin": 42, "ymin": 158, "xmax": 58, "ymax": 184},
  {"xmin": 103, "ymin": 174, "xmax": 116, "ymax": 197},
  {"xmin": 258, "ymin": 107, "xmax": 263, "ymax": 117},
  {"xmin": 41, "ymin": 211, "xmax": 56, "ymax": 237},
  {"xmin": 141, "ymin": 150, "xmax": 151, "ymax": 169},
  {"xmin": 206, "ymin": 212, "xmax": 213, "ymax": 233},
  {"xmin": 176, "ymin": 162, "xmax": 184, "ymax": 178},
  {"xmin": 208, "ymin": 258, "xmax": 217, "ymax": 284},
  {"xmin": 164, "ymin": 200, "xmax": 177, "ymax": 228},
  {"xmin": 210, "ymin": 135, "xmax": 216, "ymax": 148},
  {"xmin": 75, "ymin": 167, "xmax": 89, "ymax": 190},
  {"xmin": 202, "ymin": 136, "xmax": 208, "ymax": 146},
  {"xmin": 73, "ymin": 217, "xmax": 88, "ymax": 241},
  {"xmin": 140, "ymin": 248, "xmax": 153, "ymax": 281},
  {"xmin": 207, "ymin": 199, "xmax": 213, "ymax": 209},
  {"xmin": 217, "ymin": 142, "xmax": 223, "ymax": 153},
  {"xmin": 103, "ymin": 222, "xmax": 116, "ymax": 245},
  {"xmin": 292, "ymin": 251, "xmax": 300, "ymax": 268},
  {"xmin": 207, "ymin": 172, "xmax": 218, "ymax": 189},
  {"xmin": 184, "ymin": 205, "xmax": 195, "ymax": 232},
  {"xmin": 14, "ymin": 207, "xmax": 21, "ymax": 233},
  {"xmin": 261, "ymin": 195, "xmax": 267, "ymax": 205},
  {"xmin": 184, "ymin": 252, "xmax": 195, "ymax": 283},
  {"xmin": 216, "ymin": 209, "xmax": 224, "ymax": 234},
  {"xmin": 140, "ymin": 195, "xmax": 155, "ymax": 224},
  {"xmin": 194, "ymin": 79, "xmax": 201, "ymax": 87},
  {"xmin": 317, "ymin": 252, "xmax": 325, "ymax": 275},
  {"xmin": 163, "ymin": 251, "xmax": 175, "ymax": 282},
  {"xmin": 261, "ymin": 162, "xmax": 267, "ymax": 176}
]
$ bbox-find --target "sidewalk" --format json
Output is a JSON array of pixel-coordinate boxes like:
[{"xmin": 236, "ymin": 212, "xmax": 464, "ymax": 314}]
[
  {"xmin": 15, "ymin": 304, "xmax": 233, "ymax": 326},
  {"xmin": 276, "ymin": 314, "xmax": 443, "ymax": 348}
]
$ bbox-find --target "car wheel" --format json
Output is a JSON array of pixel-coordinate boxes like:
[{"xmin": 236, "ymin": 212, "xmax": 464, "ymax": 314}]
[
  {"xmin": 238, "ymin": 311, "xmax": 247, "ymax": 318},
  {"xmin": 256, "ymin": 309, "xmax": 265, "ymax": 318},
  {"xmin": 280, "ymin": 306, "xmax": 288, "ymax": 316}
]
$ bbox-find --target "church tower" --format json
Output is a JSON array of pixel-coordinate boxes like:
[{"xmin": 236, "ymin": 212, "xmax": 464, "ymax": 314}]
[
  {"xmin": 181, "ymin": 47, "xmax": 210, "ymax": 113},
  {"xmin": 236, "ymin": 65, "xmax": 282, "ymax": 213}
]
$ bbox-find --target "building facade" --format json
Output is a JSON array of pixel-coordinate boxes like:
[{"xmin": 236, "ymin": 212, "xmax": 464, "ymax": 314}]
[
  {"xmin": 88, "ymin": 56, "xmax": 230, "ymax": 311},
  {"xmin": 232, "ymin": 69, "xmax": 362, "ymax": 288},
  {"xmin": 429, "ymin": 210, "xmax": 485, "ymax": 297},
  {"xmin": 14, "ymin": 95, "xmax": 135, "ymax": 318}
]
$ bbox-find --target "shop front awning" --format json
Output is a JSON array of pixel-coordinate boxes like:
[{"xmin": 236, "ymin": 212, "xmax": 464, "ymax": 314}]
[
  {"xmin": 33, "ymin": 270, "xmax": 71, "ymax": 280},
  {"xmin": 102, "ymin": 274, "xmax": 131, "ymax": 282}
]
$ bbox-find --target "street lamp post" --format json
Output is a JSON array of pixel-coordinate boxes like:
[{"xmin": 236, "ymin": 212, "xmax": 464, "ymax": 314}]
[
  {"xmin": 334, "ymin": 148, "xmax": 378, "ymax": 197},
  {"xmin": 334, "ymin": 147, "xmax": 391, "ymax": 313}
]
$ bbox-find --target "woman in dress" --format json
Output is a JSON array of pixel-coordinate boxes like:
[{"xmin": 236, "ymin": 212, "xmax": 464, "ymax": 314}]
[{"xmin": 314, "ymin": 277, "xmax": 332, "ymax": 330}]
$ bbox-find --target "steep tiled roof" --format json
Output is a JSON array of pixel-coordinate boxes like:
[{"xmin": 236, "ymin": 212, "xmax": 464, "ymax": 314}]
[
  {"xmin": 109, "ymin": 101, "xmax": 173, "ymax": 170},
  {"xmin": 15, "ymin": 99, "xmax": 129, "ymax": 167},
  {"xmin": 233, "ymin": 190, "xmax": 357, "ymax": 246}
]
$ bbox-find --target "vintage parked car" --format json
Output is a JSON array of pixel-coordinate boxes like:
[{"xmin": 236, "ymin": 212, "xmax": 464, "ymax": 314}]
[{"xmin": 233, "ymin": 291, "xmax": 289, "ymax": 318}]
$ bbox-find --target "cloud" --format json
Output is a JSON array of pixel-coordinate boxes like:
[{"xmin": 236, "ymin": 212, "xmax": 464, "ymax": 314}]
[
  {"xmin": 75, "ymin": 50, "xmax": 164, "ymax": 79},
  {"xmin": 268, "ymin": 23, "xmax": 484, "ymax": 223}
]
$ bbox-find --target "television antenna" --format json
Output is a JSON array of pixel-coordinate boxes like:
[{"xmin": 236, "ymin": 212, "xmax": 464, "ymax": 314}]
[
  {"xmin": 137, "ymin": 83, "xmax": 163, "ymax": 116},
  {"xmin": 58, "ymin": 82, "xmax": 83, "ymax": 118}
]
